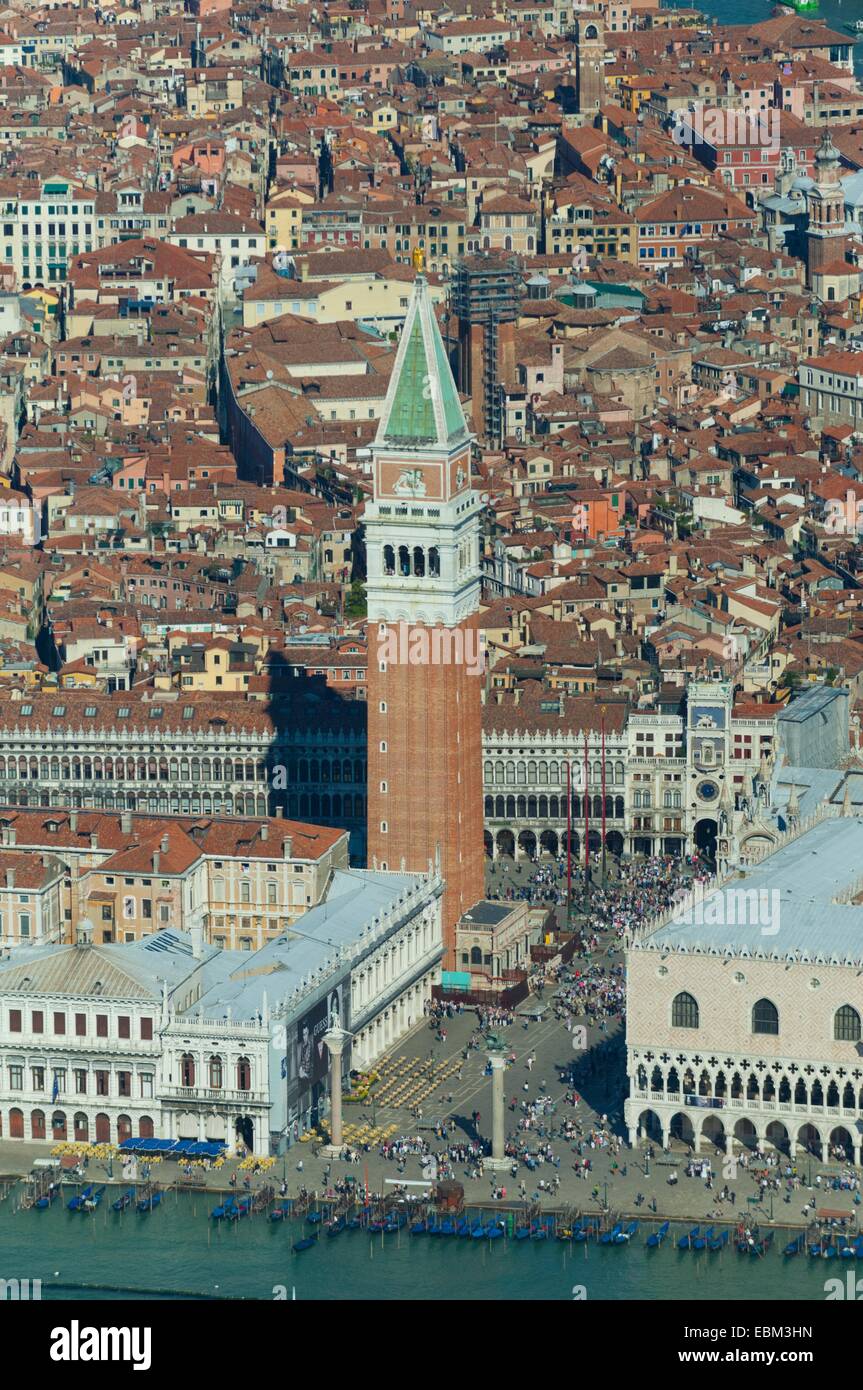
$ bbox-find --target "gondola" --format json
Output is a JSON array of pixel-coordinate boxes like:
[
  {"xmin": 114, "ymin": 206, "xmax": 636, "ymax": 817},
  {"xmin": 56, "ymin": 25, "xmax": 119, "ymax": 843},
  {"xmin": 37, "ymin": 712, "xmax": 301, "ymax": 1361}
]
[
  {"xmin": 230, "ymin": 1197, "xmax": 252, "ymax": 1220},
  {"xmin": 486, "ymin": 1223, "xmax": 504, "ymax": 1240},
  {"xmin": 81, "ymin": 1185, "xmax": 106, "ymax": 1211},
  {"xmin": 112, "ymin": 1189, "xmax": 135, "ymax": 1213},
  {"xmin": 600, "ymin": 1222, "xmax": 622, "ymax": 1245},
  {"xmin": 838, "ymin": 1236, "xmax": 855, "ymax": 1259},
  {"xmin": 678, "ymin": 1224, "xmax": 699, "ymax": 1250},
  {"xmin": 306, "ymin": 1211, "xmax": 323, "ymax": 1225},
  {"xmin": 614, "ymin": 1221, "xmax": 638, "ymax": 1243},
  {"xmin": 326, "ymin": 1217, "xmax": 346, "ymax": 1237},
  {"xmin": 646, "ymin": 1220, "xmax": 669, "ymax": 1248},
  {"xmin": 573, "ymin": 1219, "xmax": 599, "ymax": 1243},
  {"xmin": 692, "ymin": 1226, "xmax": 714, "ymax": 1251},
  {"xmin": 137, "ymin": 1191, "xmax": 162, "ymax": 1213},
  {"xmin": 514, "ymin": 1224, "xmax": 532, "ymax": 1240},
  {"xmin": 269, "ymin": 1204, "xmax": 291, "ymax": 1222},
  {"xmin": 783, "ymin": 1233, "xmax": 805, "ymax": 1257},
  {"xmin": 35, "ymin": 1187, "xmax": 58, "ymax": 1210},
  {"xmin": 749, "ymin": 1232, "xmax": 773, "ymax": 1257},
  {"xmin": 410, "ymin": 1219, "xmax": 427, "ymax": 1235},
  {"xmin": 67, "ymin": 1184, "xmax": 93, "ymax": 1212},
  {"xmin": 708, "ymin": 1230, "xmax": 729, "ymax": 1252},
  {"xmin": 530, "ymin": 1222, "xmax": 551, "ymax": 1240},
  {"xmin": 292, "ymin": 1234, "xmax": 318, "ymax": 1253}
]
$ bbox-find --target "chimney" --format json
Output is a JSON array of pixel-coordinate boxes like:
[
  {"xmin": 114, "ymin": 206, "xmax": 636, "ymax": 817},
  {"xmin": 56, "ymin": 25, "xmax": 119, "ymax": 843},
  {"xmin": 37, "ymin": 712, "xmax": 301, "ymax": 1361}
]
[
  {"xmin": 70, "ymin": 811, "xmax": 78, "ymax": 833},
  {"xmin": 121, "ymin": 810, "xmax": 133, "ymax": 834},
  {"xmin": 283, "ymin": 835, "xmax": 293, "ymax": 860},
  {"xmin": 161, "ymin": 834, "xmax": 169, "ymax": 854},
  {"xmin": 90, "ymin": 831, "xmax": 99, "ymax": 850},
  {"xmin": 4, "ymin": 868, "xmax": 13, "ymax": 889},
  {"xmin": 260, "ymin": 822, "xmax": 269, "ymax": 841},
  {"xmin": 191, "ymin": 922, "xmax": 203, "ymax": 959},
  {"xmin": 275, "ymin": 805, "xmax": 285, "ymax": 818},
  {"xmin": 153, "ymin": 851, "xmax": 160, "ymax": 873}
]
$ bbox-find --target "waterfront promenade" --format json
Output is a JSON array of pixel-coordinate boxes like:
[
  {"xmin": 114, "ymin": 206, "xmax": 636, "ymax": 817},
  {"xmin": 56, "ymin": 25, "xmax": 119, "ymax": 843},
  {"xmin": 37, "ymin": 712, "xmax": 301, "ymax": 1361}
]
[{"xmin": 0, "ymin": 1000, "xmax": 858, "ymax": 1231}]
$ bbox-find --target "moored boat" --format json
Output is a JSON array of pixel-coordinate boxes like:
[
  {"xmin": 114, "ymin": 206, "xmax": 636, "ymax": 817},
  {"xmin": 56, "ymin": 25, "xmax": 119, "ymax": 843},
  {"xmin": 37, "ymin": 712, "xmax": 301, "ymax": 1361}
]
[
  {"xmin": 614, "ymin": 1221, "xmax": 638, "ymax": 1243},
  {"xmin": 709, "ymin": 1230, "xmax": 729, "ymax": 1252},
  {"xmin": 292, "ymin": 1234, "xmax": 318, "ymax": 1253},
  {"xmin": 646, "ymin": 1220, "xmax": 670, "ymax": 1248},
  {"xmin": 678, "ymin": 1225, "xmax": 699, "ymax": 1250},
  {"xmin": 81, "ymin": 1185, "xmax": 106, "ymax": 1212}
]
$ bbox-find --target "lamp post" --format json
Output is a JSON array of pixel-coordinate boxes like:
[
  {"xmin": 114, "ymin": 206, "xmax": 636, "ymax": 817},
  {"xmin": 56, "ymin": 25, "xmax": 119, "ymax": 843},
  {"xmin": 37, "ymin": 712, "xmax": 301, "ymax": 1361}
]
[
  {"xmin": 566, "ymin": 757, "xmax": 573, "ymax": 926},
  {"xmin": 583, "ymin": 732, "xmax": 590, "ymax": 904},
  {"xmin": 600, "ymin": 706, "xmax": 607, "ymax": 884}
]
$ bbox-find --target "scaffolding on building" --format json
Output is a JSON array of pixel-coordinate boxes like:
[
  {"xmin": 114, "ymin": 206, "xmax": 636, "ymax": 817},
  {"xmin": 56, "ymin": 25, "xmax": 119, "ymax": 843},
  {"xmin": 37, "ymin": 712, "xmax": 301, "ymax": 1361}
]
[{"xmin": 451, "ymin": 255, "xmax": 521, "ymax": 445}]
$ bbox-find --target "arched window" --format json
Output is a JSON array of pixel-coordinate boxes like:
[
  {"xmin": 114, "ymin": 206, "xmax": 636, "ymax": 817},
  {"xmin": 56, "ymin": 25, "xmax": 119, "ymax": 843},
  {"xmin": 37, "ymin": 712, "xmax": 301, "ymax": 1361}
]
[
  {"xmin": 671, "ymin": 992, "xmax": 699, "ymax": 1029},
  {"xmin": 412, "ymin": 546, "xmax": 425, "ymax": 577},
  {"xmin": 470, "ymin": 946, "xmax": 482, "ymax": 965},
  {"xmin": 383, "ymin": 544, "xmax": 395, "ymax": 575},
  {"xmin": 181, "ymin": 1053, "xmax": 196, "ymax": 1087},
  {"xmin": 835, "ymin": 1005, "xmax": 862, "ymax": 1042},
  {"xmin": 237, "ymin": 1057, "xmax": 251, "ymax": 1091},
  {"xmin": 398, "ymin": 545, "xmax": 410, "ymax": 576},
  {"xmin": 428, "ymin": 547, "xmax": 440, "ymax": 577},
  {"xmin": 208, "ymin": 1055, "xmax": 223, "ymax": 1089},
  {"xmin": 752, "ymin": 998, "xmax": 779, "ymax": 1035}
]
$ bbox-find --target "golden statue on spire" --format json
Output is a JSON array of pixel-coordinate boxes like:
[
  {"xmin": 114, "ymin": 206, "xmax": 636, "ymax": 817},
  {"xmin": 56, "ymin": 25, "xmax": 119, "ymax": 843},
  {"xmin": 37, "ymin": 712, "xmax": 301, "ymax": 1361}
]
[{"xmin": 412, "ymin": 245, "xmax": 426, "ymax": 275}]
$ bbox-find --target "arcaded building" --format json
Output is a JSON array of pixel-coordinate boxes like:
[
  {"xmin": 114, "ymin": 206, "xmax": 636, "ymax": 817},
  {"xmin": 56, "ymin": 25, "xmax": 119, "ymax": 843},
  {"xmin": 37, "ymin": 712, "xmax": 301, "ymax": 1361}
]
[{"xmin": 625, "ymin": 806, "xmax": 863, "ymax": 1165}]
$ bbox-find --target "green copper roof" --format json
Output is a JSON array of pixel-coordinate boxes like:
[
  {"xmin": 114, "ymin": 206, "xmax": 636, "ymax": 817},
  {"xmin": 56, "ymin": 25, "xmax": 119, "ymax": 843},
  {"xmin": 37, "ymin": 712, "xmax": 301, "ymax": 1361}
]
[
  {"xmin": 385, "ymin": 313, "xmax": 438, "ymax": 441},
  {"xmin": 377, "ymin": 276, "xmax": 469, "ymax": 449}
]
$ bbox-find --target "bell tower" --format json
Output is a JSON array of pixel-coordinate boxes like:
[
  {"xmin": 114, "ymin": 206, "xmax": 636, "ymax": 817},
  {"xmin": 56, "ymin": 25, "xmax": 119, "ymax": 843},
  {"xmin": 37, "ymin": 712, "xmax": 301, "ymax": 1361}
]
[
  {"xmin": 365, "ymin": 270, "xmax": 485, "ymax": 961},
  {"xmin": 806, "ymin": 130, "xmax": 847, "ymax": 286},
  {"xmin": 576, "ymin": 14, "xmax": 605, "ymax": 116}
]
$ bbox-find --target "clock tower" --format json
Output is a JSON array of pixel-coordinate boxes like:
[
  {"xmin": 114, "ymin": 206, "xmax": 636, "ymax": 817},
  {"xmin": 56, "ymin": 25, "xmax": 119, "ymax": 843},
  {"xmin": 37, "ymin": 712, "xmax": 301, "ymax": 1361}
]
[{"xmin": 365, "ymin": 272, "xmax": 485, "ymax": 962}]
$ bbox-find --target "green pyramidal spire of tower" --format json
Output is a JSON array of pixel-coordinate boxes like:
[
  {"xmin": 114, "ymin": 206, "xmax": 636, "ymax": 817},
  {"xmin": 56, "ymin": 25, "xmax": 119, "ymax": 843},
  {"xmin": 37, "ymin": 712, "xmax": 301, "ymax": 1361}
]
[{"xmin": 376, "ymin": 275, "xmax": 469, "ymax": 449}]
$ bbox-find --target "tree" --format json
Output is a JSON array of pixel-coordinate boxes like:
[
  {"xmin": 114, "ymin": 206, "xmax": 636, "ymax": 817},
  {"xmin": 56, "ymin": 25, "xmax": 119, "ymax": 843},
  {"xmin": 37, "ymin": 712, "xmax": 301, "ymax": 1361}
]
[{"xmin": 344, "ymin": 580, "xmax": 366, "ymax": 618}]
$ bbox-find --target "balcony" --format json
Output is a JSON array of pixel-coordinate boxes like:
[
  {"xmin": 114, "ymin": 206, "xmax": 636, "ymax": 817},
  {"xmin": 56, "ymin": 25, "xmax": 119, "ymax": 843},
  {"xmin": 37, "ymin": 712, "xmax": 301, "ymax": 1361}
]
[{"xmin": 161, "ymin": 1085, "xmax": 266, "ymax": 1104}]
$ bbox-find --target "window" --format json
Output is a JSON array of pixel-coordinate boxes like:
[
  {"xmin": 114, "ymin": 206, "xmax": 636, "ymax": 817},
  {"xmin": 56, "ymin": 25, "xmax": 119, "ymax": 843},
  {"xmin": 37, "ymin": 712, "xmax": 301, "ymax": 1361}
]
[
  {"xmin": 53, "ymin": 1012, "xmax": 65, "ymax": 1036},
  {"xmin": 141, "ymin": 1017, "xmax": 153, "ymax": 1041},
  {"xmin": 75, "ymin": 1013, "xmax": 86, "ymax": 1036},
  {"xmin": 96, "ymin": 1014, "xmax": 108, "ymax": 1038},
  {"xmin": 118, "ymin": 1015, "xmax": 130, "ymax": 1039},
  {"xmin": 835, "ymin": 1005, "xmax": 861, "ymax": 1042},
  {"xmin": 74, "ymin": 1069, "xmax": 87, "ymax": 1094},
  {"xmin": 752, "ymin": 998, "xmax": 779, "ymax": 1035},
  {"xmin": 32, "ymin": 1010, "xmax": 43, "ymax": 1034},
  {"xmin": 9, "ymin": 1008, "xmax": 21, "ymax": 1033},
  {"xmin": 671, "ymin": 992, "xmax": 699, "ymax": 1029},
  {"xmin": 95, "ymin": 1070, "xmax": 109, "ymax": 1096}
]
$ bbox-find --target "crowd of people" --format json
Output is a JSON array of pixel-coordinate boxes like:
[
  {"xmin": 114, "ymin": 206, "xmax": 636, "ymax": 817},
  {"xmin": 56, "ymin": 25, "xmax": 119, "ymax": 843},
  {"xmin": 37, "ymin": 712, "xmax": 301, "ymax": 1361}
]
[{"xmin": 586, "ymin": 854, "xmax": 711, "ymax": 944}]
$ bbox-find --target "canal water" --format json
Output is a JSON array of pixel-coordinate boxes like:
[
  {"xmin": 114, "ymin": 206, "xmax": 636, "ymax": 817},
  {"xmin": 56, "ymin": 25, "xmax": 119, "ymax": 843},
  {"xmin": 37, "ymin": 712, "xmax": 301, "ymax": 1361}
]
[
  {"xmin": 663, "ymin": 0, "xmax": 863, "ymax": 78},
  {"xmin": 0, "ymin": 1194, "xmax": 841, "ymax": 1299}
]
